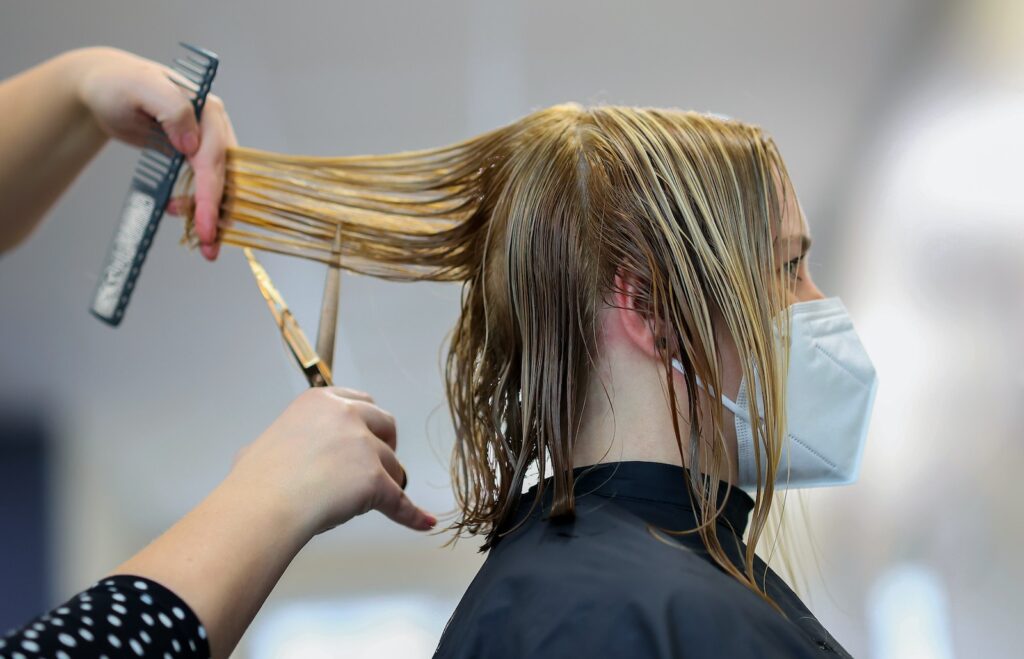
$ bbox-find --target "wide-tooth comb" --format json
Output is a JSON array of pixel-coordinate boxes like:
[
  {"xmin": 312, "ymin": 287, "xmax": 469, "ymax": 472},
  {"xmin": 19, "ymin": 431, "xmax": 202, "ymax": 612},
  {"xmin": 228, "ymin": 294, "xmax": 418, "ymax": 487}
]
[{"xmin": 90, "ymin": 42, "xmax": 219, "ymax": 326}]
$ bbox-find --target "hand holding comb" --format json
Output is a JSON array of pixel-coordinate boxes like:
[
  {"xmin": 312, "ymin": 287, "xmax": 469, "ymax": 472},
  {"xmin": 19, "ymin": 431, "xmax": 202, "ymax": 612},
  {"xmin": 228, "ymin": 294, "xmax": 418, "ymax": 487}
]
[{"xmin": 90, "ymin": 43, "xmax": 218, "ymax": 326}]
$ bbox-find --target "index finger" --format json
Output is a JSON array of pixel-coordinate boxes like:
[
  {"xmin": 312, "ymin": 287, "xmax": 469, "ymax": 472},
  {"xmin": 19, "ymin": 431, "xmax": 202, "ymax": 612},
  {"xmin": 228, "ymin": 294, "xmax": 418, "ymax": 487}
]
[
  {"xmin": 188, "ymin": 96, "xmax": 236, "ymax": 261},
  {"xmin": 347, "ymin": 400, "xmax": 398, "ymax": 453},
  {"xmin": 325, "ymin": 386, "xmax": 376, "ymax": 404}
]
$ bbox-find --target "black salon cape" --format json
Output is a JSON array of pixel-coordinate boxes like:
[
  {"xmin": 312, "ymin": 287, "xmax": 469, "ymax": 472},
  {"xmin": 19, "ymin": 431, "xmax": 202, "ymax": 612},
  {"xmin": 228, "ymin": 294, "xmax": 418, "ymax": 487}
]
[{"xmin": 433, "ymin": 461, "xmax": 851, "ymax": 658}]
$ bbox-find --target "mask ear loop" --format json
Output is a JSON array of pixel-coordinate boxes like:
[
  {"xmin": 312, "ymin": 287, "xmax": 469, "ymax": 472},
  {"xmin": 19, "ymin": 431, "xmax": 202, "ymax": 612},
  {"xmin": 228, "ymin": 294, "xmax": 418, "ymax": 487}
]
[
  {"xmin": 671, "ymin": 358, "xmax": 749, "ymax": 421},
  {"xmin": 671, "ymin": 356, "xmax": 766, "ymax": 498}
]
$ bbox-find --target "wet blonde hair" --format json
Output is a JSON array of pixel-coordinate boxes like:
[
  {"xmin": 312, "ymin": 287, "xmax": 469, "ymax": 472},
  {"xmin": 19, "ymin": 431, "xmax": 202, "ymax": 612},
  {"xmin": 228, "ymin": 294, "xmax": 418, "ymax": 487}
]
[{"xmin": 186, "ymin": 103, "xmax": 800, "ymax": 612}]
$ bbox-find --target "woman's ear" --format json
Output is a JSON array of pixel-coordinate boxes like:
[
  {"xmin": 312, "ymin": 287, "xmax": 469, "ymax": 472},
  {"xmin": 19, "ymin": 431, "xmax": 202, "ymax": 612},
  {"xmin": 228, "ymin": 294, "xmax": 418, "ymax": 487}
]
[{"xmin": 612, "ymin": 267, "xmax": 665, "ymax": 362}]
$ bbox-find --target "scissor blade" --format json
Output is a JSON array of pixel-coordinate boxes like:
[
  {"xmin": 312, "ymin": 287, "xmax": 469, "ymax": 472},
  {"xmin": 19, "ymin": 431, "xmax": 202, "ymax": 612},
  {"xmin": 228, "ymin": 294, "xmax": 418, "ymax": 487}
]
[
  {"xmin": 315, "ymin": 225, "xmax": 344, "ymax": 373},
  {"xmin": 244, "ymin": 248, "xmax": 286, "ymax": 325},
  {"xmin": 243, "ymin": 248, "xmax": 333, "ymax": 387}
]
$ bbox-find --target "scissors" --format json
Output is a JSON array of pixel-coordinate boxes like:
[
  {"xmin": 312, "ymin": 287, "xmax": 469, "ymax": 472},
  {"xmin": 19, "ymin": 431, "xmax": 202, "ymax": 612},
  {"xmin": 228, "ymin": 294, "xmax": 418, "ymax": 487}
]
[{"xmin": 243, "ymin": 227, "xmax": 408, "ymax": 489}]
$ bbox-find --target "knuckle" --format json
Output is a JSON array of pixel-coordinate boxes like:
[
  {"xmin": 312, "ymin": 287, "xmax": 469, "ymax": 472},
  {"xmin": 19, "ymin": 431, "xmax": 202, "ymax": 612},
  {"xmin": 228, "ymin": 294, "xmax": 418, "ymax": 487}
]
[
  {"xmin": 332, "ymin": 402, "xmax": 363, "ymax": 431},
  {"xmin": 337, "ymin": 398, "xmax": 359, "ymax": 418},
  {"xmin": 373, "ymin": 469, "xmax": 399, "ymax": 504},
  {"xmin": 373, "ymin": 464, "xmax": 392, "ymax": 487},
  {"xmin": 358, "ymin": 430, "xmax": 380, "ymax": 451},
  {"xmin": 382, "ymin": 411, "xmax": 397, "ymax": 436},
  {"xmin": 299, "ymin": 387, "xmax": 330, "ymax": 410},
  {"xmin": 360, "ymin": 465, "xmax": 388, "ymax": 501},
  {"xmin": 340, "ymin": 387, "xmax": 373, "ymax": 403},
  {"xmin": 194, "ymin": 136, "xmax": 225, "ymax": 165}
]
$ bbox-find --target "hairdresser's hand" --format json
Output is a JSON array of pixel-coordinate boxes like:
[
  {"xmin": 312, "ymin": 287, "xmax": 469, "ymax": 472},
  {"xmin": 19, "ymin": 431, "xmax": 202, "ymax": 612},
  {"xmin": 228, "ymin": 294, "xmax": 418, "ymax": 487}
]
[
  {"xmin": 226, "ymin": 387, "xmax": 437, "ymax": 537},
  {"xmin": 110, "ymin": 387, "xmax": 434, "ymax": 658},
  {"xmin": 71, "ymin": 46, "xmax": 236, "ymax": 260}
]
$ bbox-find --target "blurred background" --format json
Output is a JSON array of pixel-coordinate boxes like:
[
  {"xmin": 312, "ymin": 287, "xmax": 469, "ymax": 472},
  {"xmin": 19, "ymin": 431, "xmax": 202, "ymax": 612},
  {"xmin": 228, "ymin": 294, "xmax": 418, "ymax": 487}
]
[{"xmin": 0, "ymin": 1, "xmax": 1021, "ymax": 657}]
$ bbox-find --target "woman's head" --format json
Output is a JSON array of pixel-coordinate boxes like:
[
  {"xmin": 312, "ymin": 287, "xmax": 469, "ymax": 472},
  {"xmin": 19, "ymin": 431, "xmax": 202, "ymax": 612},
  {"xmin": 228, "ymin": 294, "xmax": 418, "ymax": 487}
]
[
  {"xmin": 581, "ymin": 158, "xmax": 825, "ymax": 485},
  {"xmin": 189, "ymin": 103, "xmax": 815, "ymax": 609}
]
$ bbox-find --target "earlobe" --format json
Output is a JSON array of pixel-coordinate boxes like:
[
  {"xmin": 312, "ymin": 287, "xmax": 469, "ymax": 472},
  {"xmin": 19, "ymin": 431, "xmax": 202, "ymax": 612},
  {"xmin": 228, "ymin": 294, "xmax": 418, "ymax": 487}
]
[{"xmin": 612, "ymin": 269, "xmax": 663, "ymax": 361}]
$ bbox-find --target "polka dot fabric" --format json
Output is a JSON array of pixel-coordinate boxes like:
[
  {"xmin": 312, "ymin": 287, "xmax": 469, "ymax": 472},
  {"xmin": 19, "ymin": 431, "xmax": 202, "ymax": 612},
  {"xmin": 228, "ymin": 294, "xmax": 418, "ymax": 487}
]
[{"xmin": 0, "ymin": 575, "xmax": 209, "ymax": 658}]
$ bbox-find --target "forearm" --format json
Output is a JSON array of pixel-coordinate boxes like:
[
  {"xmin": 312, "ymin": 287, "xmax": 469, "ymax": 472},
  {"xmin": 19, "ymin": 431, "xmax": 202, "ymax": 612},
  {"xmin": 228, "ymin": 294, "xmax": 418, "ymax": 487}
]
[
  {"xmin": 109, "ymin": 472, "xmax": 314, "ymax": 659},
  {"xmin": 0, "ymin": 49, "xmax": 108, "ymax": 252}
]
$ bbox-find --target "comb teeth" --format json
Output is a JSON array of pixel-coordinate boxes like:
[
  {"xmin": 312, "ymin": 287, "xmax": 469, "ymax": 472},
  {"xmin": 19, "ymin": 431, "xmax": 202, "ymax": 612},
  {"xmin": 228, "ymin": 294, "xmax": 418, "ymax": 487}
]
[
  {"xmin": 170, "ymin": 42, "xmax": 218, "ymax": 112},
  {"xmin": 172, "ymin": 43, "xmax": 217, "ymax": 84},
  {"xmin": 134, "ymin": 151, "xmax": 174, "ymax": 186},
  {"xmin": 168, "ymin": 73, "xmax": 199, "ymax": 94},
  {"xmin": 173, "ymin": 57, "xmax": 207, "ymax": 83},
  {"xmin": 136, "ymin": 158, "xmax": 164, "ymax": 178},
  {"xmin": 141, "ymin": 148, "xmax": 172, "ymax": 167},
  {"xmin": 143, "ymin": 126, "xmax": 173, "ymax": 155},
  {"xmin": 180, "ymin": 42, "xmax": 217, "ymax": 62},
  {"xmin": 135, "ymin": 124, "xmax": 180, "ymax": 188}
]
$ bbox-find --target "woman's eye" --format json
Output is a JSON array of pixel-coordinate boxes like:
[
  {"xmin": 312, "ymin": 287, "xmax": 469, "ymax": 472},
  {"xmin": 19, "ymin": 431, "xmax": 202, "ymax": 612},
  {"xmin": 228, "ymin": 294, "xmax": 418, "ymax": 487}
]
[{"xmin": 783, "ymin": 256, "xmax": 803, "ymax": 278}]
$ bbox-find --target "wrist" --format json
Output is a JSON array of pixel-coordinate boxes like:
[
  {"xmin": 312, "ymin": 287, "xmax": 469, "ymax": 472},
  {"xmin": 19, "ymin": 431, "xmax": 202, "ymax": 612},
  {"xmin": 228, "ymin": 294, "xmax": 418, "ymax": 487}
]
[
  {"xmin": 56, "ymin": 47, "xmax": 115, "ymax": 138},
  {"xmin": 54, "ymin": 48, "xmax": 97, "ymax": 110},
  {"xmin": 216, "ymin": 467, "xmax": 318, "ymax": 550}
]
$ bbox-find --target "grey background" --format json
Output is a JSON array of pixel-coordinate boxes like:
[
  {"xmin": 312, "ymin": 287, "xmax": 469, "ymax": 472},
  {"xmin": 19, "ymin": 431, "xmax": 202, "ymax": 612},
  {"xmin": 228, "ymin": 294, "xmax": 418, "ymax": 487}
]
[{"xmin": 3, "ymin": 1, "xmax": 1017, "ymax": 657}]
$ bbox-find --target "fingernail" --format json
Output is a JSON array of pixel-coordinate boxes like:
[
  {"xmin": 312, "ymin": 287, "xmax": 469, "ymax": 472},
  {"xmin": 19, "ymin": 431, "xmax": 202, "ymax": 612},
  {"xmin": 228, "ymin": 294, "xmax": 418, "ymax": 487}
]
[{"xmin": 182, "ymin": 131, "xmax": 199, "ymax": 154}]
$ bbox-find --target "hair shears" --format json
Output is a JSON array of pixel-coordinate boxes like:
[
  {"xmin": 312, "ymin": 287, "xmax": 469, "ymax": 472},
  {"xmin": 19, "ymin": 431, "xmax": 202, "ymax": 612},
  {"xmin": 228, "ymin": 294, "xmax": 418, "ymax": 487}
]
[{"xmin": 242, "ymin": 231, "xmax": 408, "ymax": 489}]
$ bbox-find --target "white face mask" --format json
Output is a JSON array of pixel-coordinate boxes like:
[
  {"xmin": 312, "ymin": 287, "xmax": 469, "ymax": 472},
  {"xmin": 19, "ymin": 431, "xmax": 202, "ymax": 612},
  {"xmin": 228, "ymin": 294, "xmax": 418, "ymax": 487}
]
[{"xmin": 671, "ymin": 297, "xmax": 878, "ymax": 491}]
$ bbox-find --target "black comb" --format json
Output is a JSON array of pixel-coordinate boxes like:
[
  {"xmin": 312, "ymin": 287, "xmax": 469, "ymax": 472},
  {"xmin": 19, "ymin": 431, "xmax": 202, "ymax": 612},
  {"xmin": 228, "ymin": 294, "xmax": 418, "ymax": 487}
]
[{"xmin": 90, "ymin": 42, "xmax": 219, "ymax": 326}]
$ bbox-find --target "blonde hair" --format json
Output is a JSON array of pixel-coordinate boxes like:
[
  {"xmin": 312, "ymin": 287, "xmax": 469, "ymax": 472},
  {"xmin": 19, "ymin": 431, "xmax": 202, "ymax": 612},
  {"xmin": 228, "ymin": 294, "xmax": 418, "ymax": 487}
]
[{"xmin": 186, "ymin": 103, "xmax": 801, "ymax": 613}]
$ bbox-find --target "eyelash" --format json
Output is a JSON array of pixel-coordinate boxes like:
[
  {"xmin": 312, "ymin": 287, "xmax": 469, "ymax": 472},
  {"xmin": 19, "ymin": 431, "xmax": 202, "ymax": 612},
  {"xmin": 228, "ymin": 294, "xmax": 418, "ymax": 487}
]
[{"xmin": 783, "ymin": 256, "xmax": 804, "ymax": 280}]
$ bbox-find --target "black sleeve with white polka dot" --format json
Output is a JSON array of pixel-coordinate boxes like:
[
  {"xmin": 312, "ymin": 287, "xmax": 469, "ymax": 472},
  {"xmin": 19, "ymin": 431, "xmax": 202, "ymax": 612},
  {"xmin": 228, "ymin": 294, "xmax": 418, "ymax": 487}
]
[{"xmin": 0, "ymin": 575, "xmax": 210, "ymax": 659}]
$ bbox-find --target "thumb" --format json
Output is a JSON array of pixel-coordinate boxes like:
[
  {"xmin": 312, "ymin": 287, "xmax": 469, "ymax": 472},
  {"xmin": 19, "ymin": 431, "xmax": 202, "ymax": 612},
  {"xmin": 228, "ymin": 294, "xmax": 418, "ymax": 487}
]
[{"xmin": 135, "ymin": 72, "xmax": 200, "ymax": 156}]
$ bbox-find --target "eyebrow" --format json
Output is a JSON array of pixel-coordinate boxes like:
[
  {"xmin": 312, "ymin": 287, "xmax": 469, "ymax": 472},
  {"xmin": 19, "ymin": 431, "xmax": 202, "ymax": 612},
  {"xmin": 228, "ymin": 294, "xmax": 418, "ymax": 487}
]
[{"xmin": 774, "ymin": 234, "xmax": 813, "ymax": 256}]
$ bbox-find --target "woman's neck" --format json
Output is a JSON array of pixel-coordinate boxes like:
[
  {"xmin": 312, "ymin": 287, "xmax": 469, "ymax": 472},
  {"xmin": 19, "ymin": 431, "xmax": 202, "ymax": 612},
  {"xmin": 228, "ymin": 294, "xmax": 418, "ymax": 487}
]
[{"xmin": 571, "ymin": 359, "xmax": 739, "ymax": 484}]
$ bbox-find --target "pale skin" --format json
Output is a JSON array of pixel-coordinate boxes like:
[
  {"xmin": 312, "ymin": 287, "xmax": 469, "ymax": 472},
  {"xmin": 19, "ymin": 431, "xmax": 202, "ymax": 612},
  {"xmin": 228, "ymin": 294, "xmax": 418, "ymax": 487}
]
[
  {"xmin": 0, "ymin": 47, "xmax": 436, "ymax": 659},
  {"xmin": 573, "ymin": 174, "xmax": 827, "ymax": 483}
]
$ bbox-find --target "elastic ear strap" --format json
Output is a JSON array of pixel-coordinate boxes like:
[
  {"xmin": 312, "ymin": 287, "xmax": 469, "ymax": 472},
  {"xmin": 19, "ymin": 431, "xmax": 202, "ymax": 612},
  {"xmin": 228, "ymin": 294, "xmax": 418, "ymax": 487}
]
[{"xmin": 671, "ymin": 358, "xmax": 747, "ymax": 420}]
